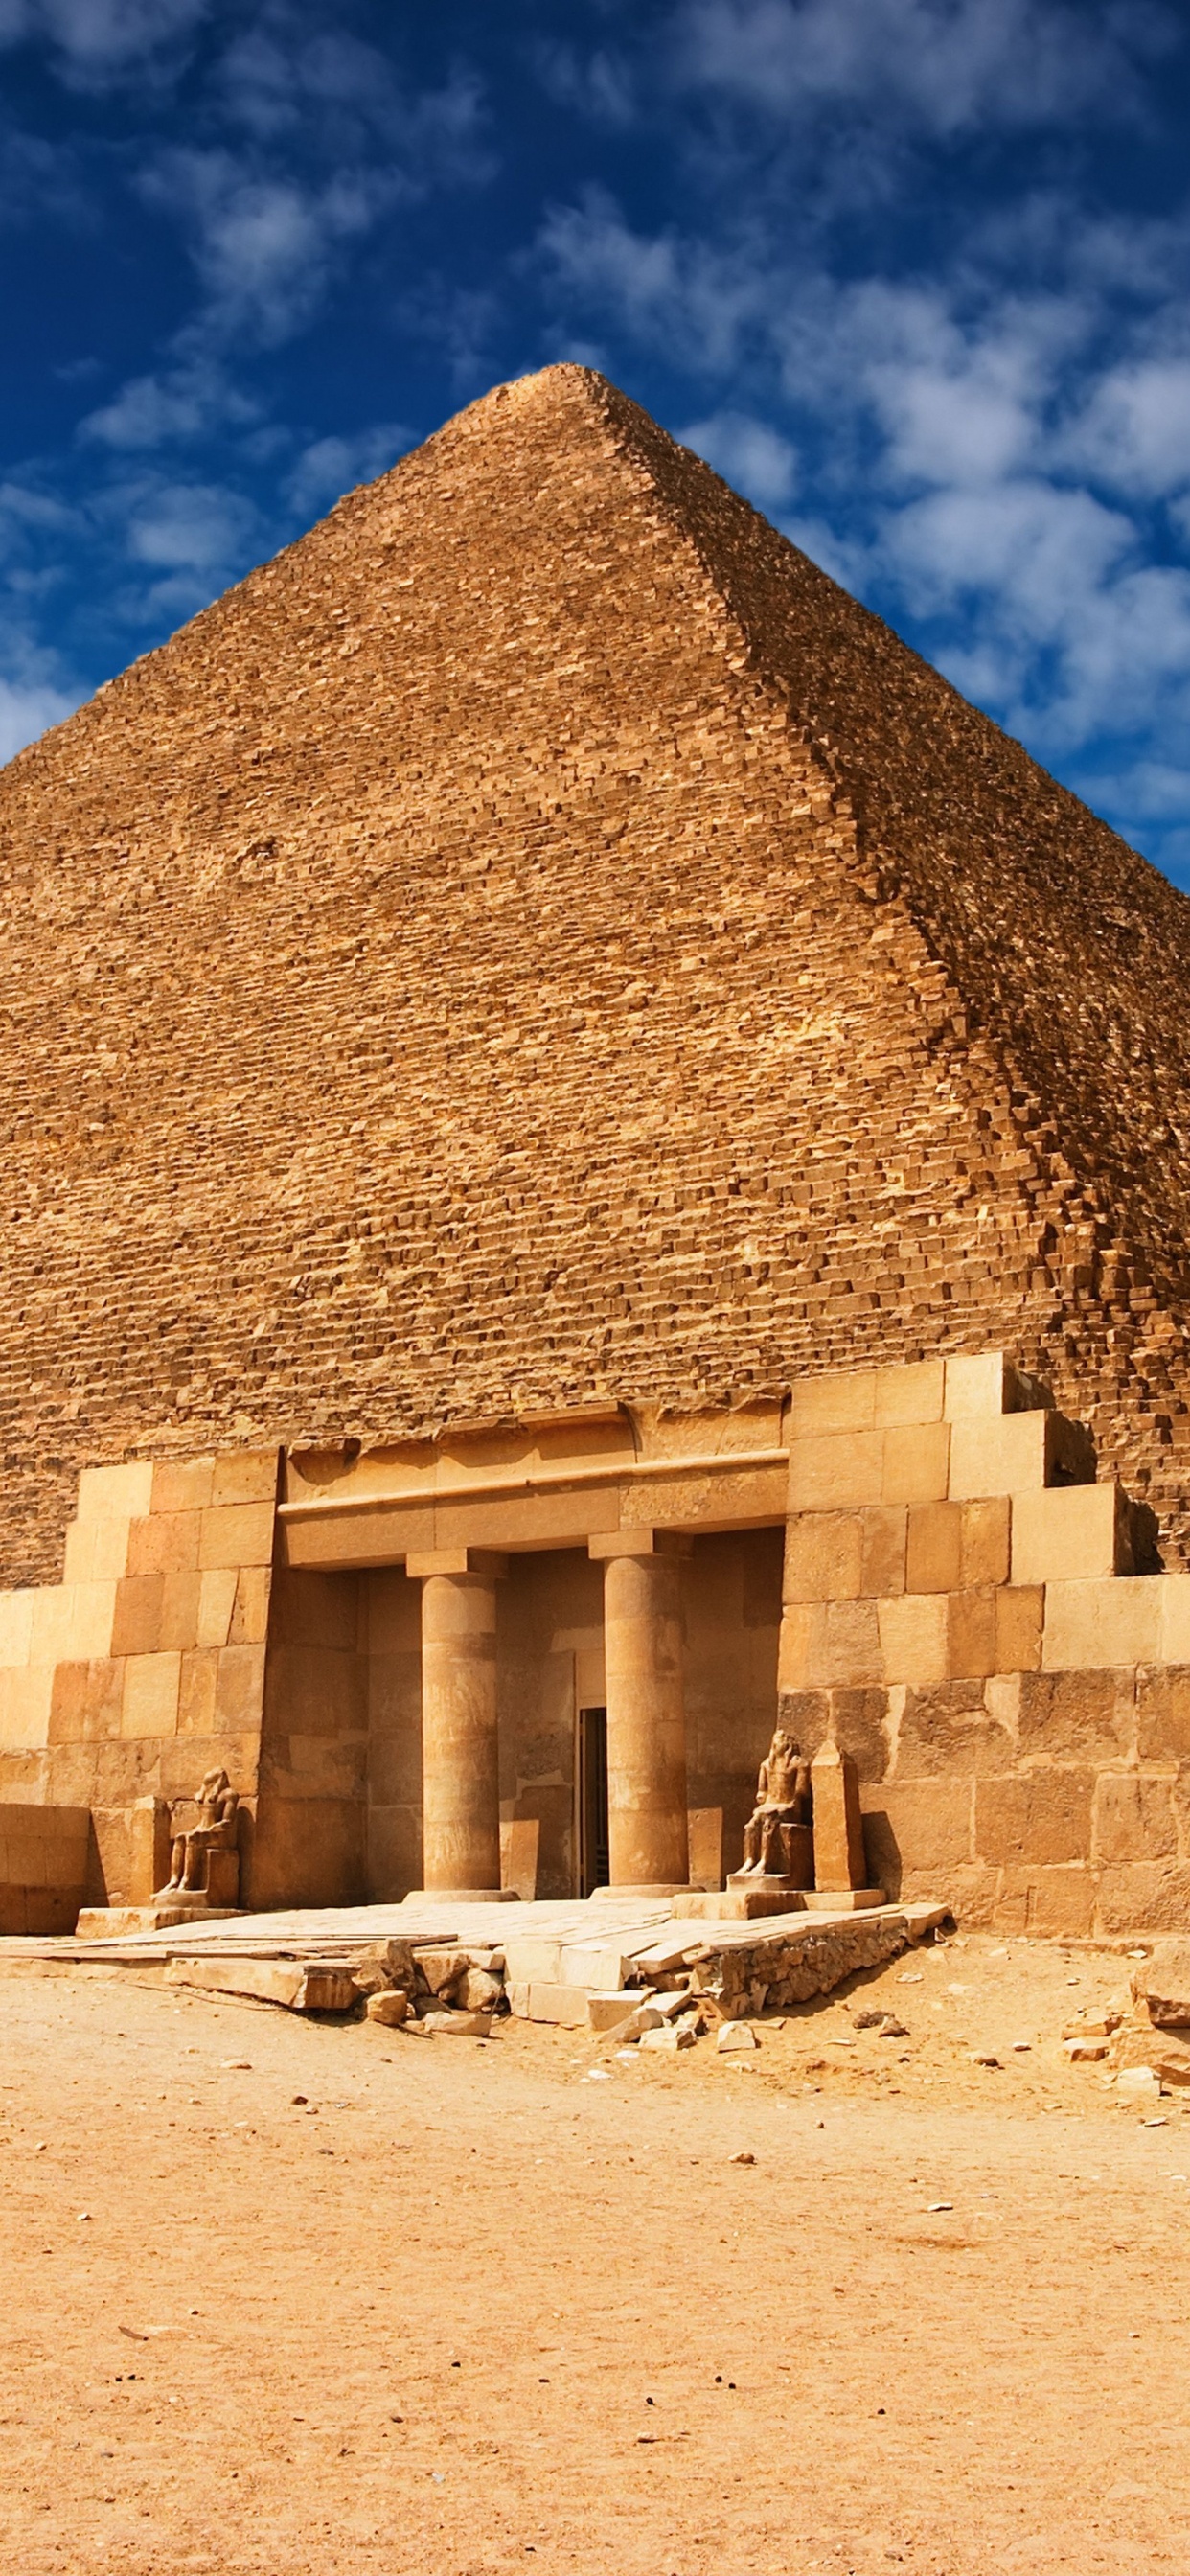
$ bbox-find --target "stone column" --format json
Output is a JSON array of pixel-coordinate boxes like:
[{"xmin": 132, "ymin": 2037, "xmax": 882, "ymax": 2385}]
[
  {"xmin": 589, "ymin": 1530, "xmax": 690, "ymax": 1893},
  {"xmin": 407, "ymin": 1549, "xmax": 507, "ymax": 1898}
]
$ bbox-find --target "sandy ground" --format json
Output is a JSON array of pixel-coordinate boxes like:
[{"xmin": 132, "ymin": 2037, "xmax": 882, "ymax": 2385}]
[{"xmin": 2, "ymin": 1928, "xmax": 1189, "ymax": 2576}]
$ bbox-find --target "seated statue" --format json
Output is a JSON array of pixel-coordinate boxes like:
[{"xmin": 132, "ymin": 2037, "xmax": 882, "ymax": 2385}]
[
  {"xmin": 739, "ymin": 1728, "xmax": 812, "ymax": 1879},
  {"xmin": 157, "ymin": 1768, "xmax": 240, "ymax": 1902}
]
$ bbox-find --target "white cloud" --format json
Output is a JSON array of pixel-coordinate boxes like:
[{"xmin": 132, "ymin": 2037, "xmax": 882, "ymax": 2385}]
[
  {"xmin": 80, "ymin": 358, "xmax": 258, "ymax": 450},
  {"xmin": 680, "ymin": 408, "xmax": 797, "ymax": 506},
  {"xmin": 140, "ymin": 148, "xmax": 389, "ymax": 347},
  {"xmin": 1066, "ymin": 356, "xmax": 1190, "ymax": 498},
  {"xmin": 121, "ymin": 476, "xmax": 258, "ymax": 574},
  {"xmin": 532, "ymin": 40, "xmax": 635, "ymax": 129},
  {"xmin": 0, "ymin": 0, "xmax": 208, "ymax": 78},
  {"xmin": 284, "ymin": 424, "xmax": 409, "ymax": 519},
  {"xmin": 538, "ymin": 187, "xmax": 763, "ymax": 373},
  {"xmin": 671, "ymin": 0, "xmax": 1168, "ymax": 135},
  {"xmin": 0, "ymin": 673, "xmax": 76, "ymax": 762}
]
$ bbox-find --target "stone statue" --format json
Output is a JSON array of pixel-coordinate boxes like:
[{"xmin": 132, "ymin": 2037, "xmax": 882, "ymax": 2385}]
[
  {"xmin": 158, "ymin": 1768, "xmax": 240, "ymax": 1901},
  {"xmin": 739, "ymin": 1728, "xmax": 812, "ymax": 1878}
]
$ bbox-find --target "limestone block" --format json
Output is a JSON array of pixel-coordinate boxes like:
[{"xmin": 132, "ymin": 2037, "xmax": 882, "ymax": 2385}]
[
  {"xmin": 525, "ymin": 1983, "xmax": 591, "ymax": 2026},
  {"xmin": 787, "ymin": 1433, "xmax": 884, "ymax": 1511},
  {"xmin": 1018, "ymin": 1668, "xmax": 1135, "ymax": 1761},
  {"xmin": 210, "ymin": 1452, "xmax": 279, "ymax": 1506},
  {"xmin": 1159, "ymin": 1579, "xmax": 1190, "ymax": 1666},
  {"xmin": 819, "ymin": 1598, "xmax": 882, "ymax": 1686},
  {"xmin": 776, "ymin": 1602, "xmax": 821, "ymax": 1693},
  {"xmin": 195, "ymin": 1567, "xmax": 239, "ymax": 1649},
  {"xmin": 810, "ymin": 1741, "xmax": 867, "ymax": 1889},
  {"xmin": 366, "ymin": 1988, "xmax": 410, "ymax": 2026},
  {"xmin": 557, "ymin": 1938, "xmax": 635, "ymax": 1990},
  {"xmin": 76, "ymin": 1461, "xmax": 154, "ymax": 1524},
  {"xmin": 944, "ymin": 1354, "xmax": 1016, "ymax": 1418},
  {"xmin": 65, "ymin": 1516, "xmax": 131, "ymax": 1584},
  {"xmin": 947, "ymin": 1589, "xmax": 997, "ymax": 1680},
  {"xmin": 111, "ymin": 1576, "xmax": 164, "ymax": 1659},
  {"xmin": 215, "ymin": 1644, "xmax": 266, "ymax": 1729},
  {"xmin": 1012, "ymin": 1484, "xmax": 1126, "ymax": 1588},
  {"xmin": 877, "ymin": 1593, "xmax": 949, "ymax": 1686},
  {"xmin": 586, "ymin": 1989, "xmax": 650, "ymax": 2031},
  {"xmin": 881, "ymin": 1424, "xmax": 950, "ymax": 1506},
  {"xmin": 862, "ymin": 1777, "xmax": 973, "ymax": 1871},
  {"xmin": 995, "ymin": 1586, "xmax": 1043, "ymax": 1674},
  {"xmin": 178, "ymin": 1647, "xmax": 219, "ymax": 1734},
  {"xmin": 126, "ymin": 1511, "xmax": 203, "ymax": 1578},
  {"xmin": 997, "ymin": 1863, "xmax": 1096, "ymax": 1938},
  {"xmin": 1093, "ymin": 1773, "xmax": 1177, "ymax": 1865},
  {"xmin": 948, "ymin": 1412, "xmax": 1048, "ymax": 1500},
  {"xmin": 790, "ymin": 1371, "xmax": 877, "ymax": 1436},
  {"xmin": 502, "ymin": 1937, "xmax": 563, "ymax": 1987},
  {"xmin": 500, "ymin": 1815, "xmax": 539, "ymax": 1901},
  {"xmin": 860, "ymin": 1506, "xmax": 906, "ymax": 1599},
  {"xmin": 0, "ymin": 1589, "xmax": 34, "ymax": 1668},
  {"xmin": 905, "ymin": 1501, "xmax": 962, "ymax": 1595},
  {"xmin": 1136, "ymin": 1667, "xmax": 1190, "ymax": 1762},
  {"xmin": 687, "ymin": 1806, "xmax": 723, "ymax": 1890},
  {"xmin": 783, "ymin": 1510, "xmax": 863, "ymax": 1603},
  {"xmin": 48, "ymin": 1657, "xmax": 124, "ymax": 1743},
  {"xmin": 973, "ymin": 1771, "xmax": 1094, "ymax": 1867},
  {"xmin": 151, "ymin": 1457, "xmax": 216, "ymax": 1514},
  {"xmin": 198, "ymin": 1502, "xmax": 276, "ymax": 1571},
  {"xmin": 158, "ymin": 1572, "xmax": 202, "ymax": 1653},
  {"xmin": 1130, "ymin": 1942, "xmax": 1190, "ymax": 2028},
  {"xmin": 166, "ymin": 1957, "xmax": 356, "ymax": 2012},
  {"xmin": 1041, "ymin": 1577, "xmax": 1163, "ymax": 1673},
  {"xmin": 873, "ymin": 1360, "xmax": 946, "ymax": 1427},
  {"xmin": 0, "ymin": 1665, "xmax": 55, "ymax": 1751},
  {"xmin": 1095, "ymin": 1864, "xmax": 1190, "ymax": 1938},
  {"xmin": 121, "ymin": 1650, "xmax": 181, "ymax": 1739},
  {"xmin": 229, "ymin": 1567, "xmax": 271, "ymax": 1644}
]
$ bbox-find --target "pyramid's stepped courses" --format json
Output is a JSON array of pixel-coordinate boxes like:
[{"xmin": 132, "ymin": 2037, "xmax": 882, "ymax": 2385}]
[{"xmin": 0, "ymin": 363, "xmax": 1188, "ymax": 1585}]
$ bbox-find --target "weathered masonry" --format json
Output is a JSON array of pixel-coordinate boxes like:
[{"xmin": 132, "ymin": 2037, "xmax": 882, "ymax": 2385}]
[{"xmin": 4, "ymin": 1352, "xmax": 1190, "ymax": 1939}]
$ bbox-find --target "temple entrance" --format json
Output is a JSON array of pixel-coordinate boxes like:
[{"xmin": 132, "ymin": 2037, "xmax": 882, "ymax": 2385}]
[{"xmin": 577, "ymin": 1706, "xmax": 609, "ymax": 1897}]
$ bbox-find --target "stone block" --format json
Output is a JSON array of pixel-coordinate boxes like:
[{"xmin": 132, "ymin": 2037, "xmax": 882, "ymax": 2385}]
[
  {"xmin": 525, "ymin": 1983, "xmax": 591, "ymax": 2026},
  {"xmin": 819, "ymin": 1598, "xmax": 882, "ymax": 1686},
  {"xmin": 881, "ymin": 1424, "xmax": 950, "ymax": 1506},
  {"xmin": 1159, "ymin": 1577, "xmax": 1190, "ymax": 1663},
  {"xmin": 1131, "ymin": 1943, "xmax": 1190, "ymax": 2029},
  {"xmin": 126, "ymin": 1510, "xmax": 203, "ymax": 1578},
  {"xmin": 215, "ymin": 1644, "xmax": 266, "ymax": 1730},
  {"xmin": 790, "ymin": 1371, "xmax": 877, "ymax": 1436},
  {"xmin": 974, "ymin": 1771, "xmax": 1094, "ymax": 1867},
  {"xmin": 787, "ymin": 1433, "xmax": 884, "ymax": 1511},
  {"xmin": 111, "ymin": 1576, "xmax": 164, "ymax": 1659},
  {"xmin": 121, "ymin": 1651, "xmax": 181, "ymax": 1739},
  {"xmin": 1001, "ymin": 1864, "xmax": 1096, "ymax": 1938},
  {"xmin": 1093, "ymin": 1773, "xmax": 1177, "ymax": 1865},
  {"xmin": 77, "ymin": 1461, "xmax": 154, "ymax": 1524},
  {"xmin": 49, "ymin": 1657, "xmax": 124, "ymax": 1743},
  {"xmin": 776, "ymin": 1602, "xmax": 820, "ymax": 1693},
  {"xmin": 1018, "ymin": 1667, "xmax": 1135, "ymax": 1761},
  {"xmin": 897, "ymin": 1678, "xmax": 1015, "ymax": 1779},
  {"xmin": 947, "ymin": 1588, "xmax": 997, "ymax": 1680},
  {"xmin": 783, "ymin": 1511, "xmax": 863, "ymax": 1603},
  {"xmin": 502, "ymin": 1937, "xmax": 563, "ymax": 1987},
  {"xmin": 195, "ymin": 1567, "xmax": 239, "ymax": 1650},
  {"xmin": 948, "ymin": 1412, "xmax": 1050, "ymax": 1500},
  {"xmin": 158, "ymin": 1572, "xmax": 202, "ymax": 1653},
  {"xmin": 366, "ymin": 1988, "xmax": 410, "ymax": 2026},
  {"xmin": 151, "ymin": 1458, "xmax": 215, "ymax": 1515},
  {"xmin": 199, "ymin": 1501, "xmax": 276, "ymax": 1570},
  {"xmin": 811, "ymin": 1740, "xmax": 866, "ymax": 1889},
  {"xmin": 210, "ymin": 1451, "xmax": 279, "ymax": 1506},
  {"xmin": 995, "ymin": 1587, "xmax": 1043, "ymax": 1674},
  {"xmin": 587, "ymin": 1989, "xmax": 650, "ymax": 2031},
  {"xmin": 944, "ymin": 1353, "xmax": 1014, "ymax": 1418},
  {"xmin": 687, "ymin": 1806, "xmax": 723, "ymax": 1890},
  {"xmin": 860, "ymin": 1506, "xmax": 906, "ymax": 1599},
  {"xmin": 1137, "ymin": 1667, "xmax": 1190, "ymax": 1762},
  {"xmin": 0, "ymin": 1589, "xmax": 34, "ymax": 1668},
  {"xmin": 905, "ymin": 1501, "xmax": 962, "ymax": 1595},
  {"xmin": 178, "ymin": 1647, "xmax": 219, "ymax": 1734},
  {"xmin": 1041, "ymin": 1577, "xmax": 1163, "ymax": 1673},
  {"xmin": 877, "ymin": 1593, "xmax": 949, "ymax": 1685},
  {"xmin": 0, "ymin": 1665, "xmax": 54, "ymax": 1751},
  {"xmin": 1012, "ymin": 1484, "xmax": 1126, "ymax": 1587},
  {"xmin": 829, "ymin": 1686, "xmax": 892, "ymax": 1783},
  {"xmin": 862, "ymin": 1777, "xmax": 973, "ymax": 1873},
  {"xmin": 960, "ymin": 1498, "xmax": 1012, "ymax": 1589},
  {"xmin": 229, "ymin": 1567, "xmax": 271, "ymax": 1644},
  {"xmin": 1095, "ymin": 1864, "xmax": 1190, "ymax": 1938},
  {"xmin": 874, "ymin": 1360, "xmax": 946, "ymax": 1427}
]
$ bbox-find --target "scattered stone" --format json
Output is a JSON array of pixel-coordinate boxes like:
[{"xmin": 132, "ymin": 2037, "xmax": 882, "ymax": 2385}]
[
  {"xmin": 972, "ymin": 2053, "xmax": 1002, "ymax": 2068},
  {"xmin": 1116, "ymin": 2067, "xmax": 1162, "ymax": 2102},
  {"xmin": 365, "ymin": 1990, "xmax": 410, "ymax": 2028},
  {"xmin": 1132, "ymin": 1943, "xmax": 1190, "ymax": 2032},
  {"xmin": 1064, "ymin": 2035, "xmax": 1110, "ymax": 2063},
  {"xmin": 717, "ymin": 2022, "xmax": 758, "ymax": 2054},
  {"xmin": 463, "ymin": 1968, "xmax": 503, "ymax": 2012},
  {"xmin": 639, "ymin": 2023, "xmax": 697, "ymax": 2052},
  {"xmin": 729, "ymin": 2150, "xmax": 756, "ymax": 2165}
]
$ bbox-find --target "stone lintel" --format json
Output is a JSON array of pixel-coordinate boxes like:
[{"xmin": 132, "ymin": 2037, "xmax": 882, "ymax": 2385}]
[
  {"xmin": 588, "ymin": 1528, "xmax": 692, "ymax": 1560},
  {"xmin": 405, "ymin": 1548, "xmax": 509, "ymax": 1580}
]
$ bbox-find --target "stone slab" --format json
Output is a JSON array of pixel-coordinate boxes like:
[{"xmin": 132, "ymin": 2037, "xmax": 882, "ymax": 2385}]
[
  {"xmin": 672, "ymin": 1887, "xmax": 809, "ymax": 1920},
  {"xmin": 76, "ymin": 1904, "xmax": 242, "ymax": 1940}
]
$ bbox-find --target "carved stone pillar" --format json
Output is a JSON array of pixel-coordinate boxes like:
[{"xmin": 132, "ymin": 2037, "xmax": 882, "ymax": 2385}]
[
  {"xmin": 407, "ymin": 1548, "xmax": 508, "ymax": 1898},
  {"xmin": 589, "ymin": 1530, "xmax": 691, "ymax": 1893}
]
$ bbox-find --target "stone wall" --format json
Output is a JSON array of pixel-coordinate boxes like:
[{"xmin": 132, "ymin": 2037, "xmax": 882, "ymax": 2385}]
[{"xmin": 0, "ymin": 1803, "xmax": 90, "ymax": 1934}]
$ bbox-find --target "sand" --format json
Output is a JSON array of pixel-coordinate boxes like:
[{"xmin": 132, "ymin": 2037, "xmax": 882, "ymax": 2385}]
[{"xmin": 2, "ymin": 1929, "xmax": 1188, "ymax": 2573}]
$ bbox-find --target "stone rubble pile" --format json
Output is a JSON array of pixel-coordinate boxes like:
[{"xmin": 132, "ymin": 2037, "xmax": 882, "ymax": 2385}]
[{"xmin": 1062, "ymin": 1939, "xmax": 1190, "ymax": 2092}]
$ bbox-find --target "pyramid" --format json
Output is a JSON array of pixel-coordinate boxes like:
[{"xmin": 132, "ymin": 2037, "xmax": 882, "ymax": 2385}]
[{"xmin": 3, "ymin": 359, "xmax": 1190, "ymax": 1587}]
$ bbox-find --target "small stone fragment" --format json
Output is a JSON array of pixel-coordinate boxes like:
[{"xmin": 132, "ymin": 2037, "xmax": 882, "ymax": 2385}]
[
  {"xmin": 366, "ymin": 1990, "xmax": 410, "ymax": 2027},
  {"xmin": 717, "ymin": 2022, "xmax": 758, "ymax": 2054},
  {"xmin": 421, "ymin": 2009, "xmax": 492, "ymax": 2037}
]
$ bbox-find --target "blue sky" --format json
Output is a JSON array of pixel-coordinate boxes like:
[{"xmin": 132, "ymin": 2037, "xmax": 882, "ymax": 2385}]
[{"xmin": 4, "ymin": 1, "xmax": 1190, "ymax": 879}]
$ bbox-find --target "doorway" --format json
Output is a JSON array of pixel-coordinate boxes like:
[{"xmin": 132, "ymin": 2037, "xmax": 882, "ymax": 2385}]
[{"xmin": 577, "ymin": 1705, "xmax": 609, "ymax": 1897}]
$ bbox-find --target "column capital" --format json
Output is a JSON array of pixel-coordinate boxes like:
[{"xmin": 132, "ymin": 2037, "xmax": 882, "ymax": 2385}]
[
  {"xmin": 588, "ymin": 1528, "xmax": 692, "ymax": 1560},
  {"xmin": 406, "ymin": 1547, "xmax": 509, "ymax": 1579}
]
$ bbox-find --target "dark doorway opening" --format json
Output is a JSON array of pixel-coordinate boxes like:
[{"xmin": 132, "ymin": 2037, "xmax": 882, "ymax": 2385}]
[{"xmin": 577, "ymin": 1705, "xmax": 609, "ymax": 1897}]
